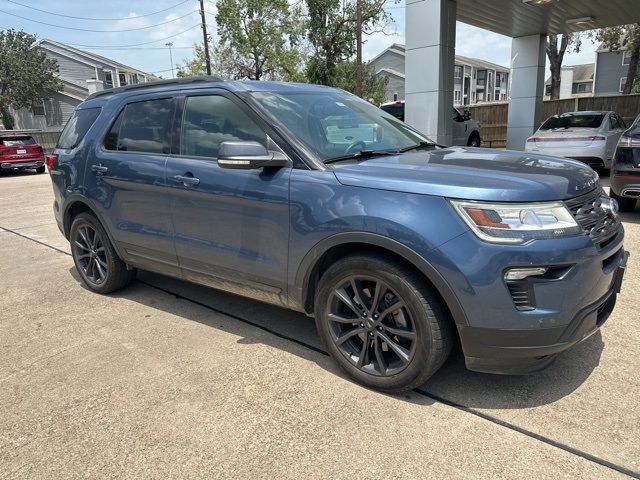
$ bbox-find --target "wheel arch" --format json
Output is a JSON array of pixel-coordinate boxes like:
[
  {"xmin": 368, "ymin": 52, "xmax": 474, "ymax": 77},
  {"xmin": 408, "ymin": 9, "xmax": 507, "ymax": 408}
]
[
  {"xmin": 467, "ymin": 130, "xmax": 481, "ymax": 145},
  {"xmin": 63, "ymin": 196, "xmax": 126, "ymax": 260},
  {"xmin": 293, "ymin": 232, "xmax": 468, "ymax": 327}
]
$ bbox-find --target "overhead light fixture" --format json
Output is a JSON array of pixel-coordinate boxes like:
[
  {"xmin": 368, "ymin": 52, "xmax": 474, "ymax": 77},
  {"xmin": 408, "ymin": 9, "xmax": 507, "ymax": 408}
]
[
  {"xmin": 522, "ymin": 0, "xmax": 558, "ymax": 5},
  {"xmin": 566, "ymin": 16, "xmax": 595, "ymax": 25}
]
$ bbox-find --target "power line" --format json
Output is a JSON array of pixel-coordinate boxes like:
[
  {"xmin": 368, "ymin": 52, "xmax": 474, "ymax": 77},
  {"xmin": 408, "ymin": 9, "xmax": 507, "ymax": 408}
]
[
  {"xmin": 1, "ymin": 0, "xmax": 193, "ymax": 21},
  {"xmin": 0, "ymin": 8, "xmax": 198, "ymax": 33},
  {"xmin": 65, "ymin": 24, "xmax": 202, "ymax": 48}
]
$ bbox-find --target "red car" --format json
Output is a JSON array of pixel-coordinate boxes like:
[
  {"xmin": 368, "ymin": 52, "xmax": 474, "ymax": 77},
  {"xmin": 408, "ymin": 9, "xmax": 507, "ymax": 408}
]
[{"xmin": 0, "ymin": 132, "xmax": 46, "ymax": 173}]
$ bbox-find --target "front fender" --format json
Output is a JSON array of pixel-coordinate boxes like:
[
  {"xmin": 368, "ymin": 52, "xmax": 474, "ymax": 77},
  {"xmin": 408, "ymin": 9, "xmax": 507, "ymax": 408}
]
[{"xmin": 290, "ymin": 231, "xmax": 469, "ymax": 327}]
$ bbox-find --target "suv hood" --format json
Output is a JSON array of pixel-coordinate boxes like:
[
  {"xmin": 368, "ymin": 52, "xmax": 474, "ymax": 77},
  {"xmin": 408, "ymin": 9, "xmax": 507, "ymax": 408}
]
[{"xmin": 332, "ymin": 147, "xmax": 599, "ymax": 202}]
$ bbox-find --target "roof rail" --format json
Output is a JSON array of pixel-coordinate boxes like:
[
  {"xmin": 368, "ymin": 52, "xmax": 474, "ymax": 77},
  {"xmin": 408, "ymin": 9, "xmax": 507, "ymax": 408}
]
[{"xmin": 87, "ymin": 75, "xmax": 225, "ymax": 100}]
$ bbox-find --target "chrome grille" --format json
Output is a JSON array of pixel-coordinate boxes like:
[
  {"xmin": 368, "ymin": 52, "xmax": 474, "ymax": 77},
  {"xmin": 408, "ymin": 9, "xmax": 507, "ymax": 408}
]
[{"xmin": 565, "ymin": 189, "xmax": 621, "ymax": 247}]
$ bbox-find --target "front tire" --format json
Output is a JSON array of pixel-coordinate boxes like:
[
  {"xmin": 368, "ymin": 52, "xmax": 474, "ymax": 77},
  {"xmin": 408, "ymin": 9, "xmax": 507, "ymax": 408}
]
[
  {"xmin": 611, "ymin": 190, "xmax": 637, "ymax": 212},
  {"xmin": 35, "ymin": 166, "xmax": 45, "ymax": 174},
  {"xmin": 314, "ymin": 254, "xmax": 453, "ymax": 392},
  {"xmin": 70, "ymin": 212, "xmax": 136, "ymax": 294}
]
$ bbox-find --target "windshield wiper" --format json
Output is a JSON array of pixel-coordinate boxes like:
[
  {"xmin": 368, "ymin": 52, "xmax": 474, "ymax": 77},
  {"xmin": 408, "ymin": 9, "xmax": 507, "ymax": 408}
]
[
  {"xmin": 399, "ymin": 141, "xmax": 437, "ymax": 153},
  {"xmin": 323, "ymin": 149, "xmax": 399, "ymax": 165}
]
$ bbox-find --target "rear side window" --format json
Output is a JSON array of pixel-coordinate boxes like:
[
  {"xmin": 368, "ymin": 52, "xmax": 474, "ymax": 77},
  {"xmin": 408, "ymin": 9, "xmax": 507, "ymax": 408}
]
[
  {"xmin": 1, "ymin": 136, "xmax": 35, "ymax": 146},
  {"xmin": 180, "ymin": 95, "xmax": 265, "ymax": 158},
  {"xmin": 57, "ymin": 107, "xmax": 101, "ymax": 149},
  {"xmin": 105, "ymin": 98, "xmax": 172, "ymax": 154}
]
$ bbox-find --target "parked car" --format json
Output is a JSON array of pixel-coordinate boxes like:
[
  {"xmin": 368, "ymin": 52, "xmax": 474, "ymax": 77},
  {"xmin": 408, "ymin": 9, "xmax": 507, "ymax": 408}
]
[
  {"xmin": 49, "ymin": 78, "xmax": 627, "ymax": 392},
  {"xmin": 0, "ymin": 132, "xmax": 46, "ymax": 173},
  {"xmin": 525, "ymin": 111, "xmax": 627, "ymax": 170},
  {"xmin": 379, "ymin": 100, "xmax": 482, "ymax": 147},
  {"xmin": 611, "ymin": 113, "xmax": 640, "ymax": 212}
]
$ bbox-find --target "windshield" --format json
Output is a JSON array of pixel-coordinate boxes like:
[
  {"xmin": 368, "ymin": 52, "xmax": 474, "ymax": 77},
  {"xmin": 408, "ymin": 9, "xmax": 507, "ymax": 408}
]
[
  {"xmin": 251, "ymin": 91, "xmax": 432, "ymax": 161},
  {"xmin": 540, "ymin": 114, "xmax": 605, "ymax": 130}
]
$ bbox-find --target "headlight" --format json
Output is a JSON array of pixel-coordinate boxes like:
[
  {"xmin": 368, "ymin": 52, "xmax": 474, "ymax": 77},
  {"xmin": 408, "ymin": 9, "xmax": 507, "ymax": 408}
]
[{"xmin": 450, "ymin": 200, "xmax": 581, "ymax": 244}]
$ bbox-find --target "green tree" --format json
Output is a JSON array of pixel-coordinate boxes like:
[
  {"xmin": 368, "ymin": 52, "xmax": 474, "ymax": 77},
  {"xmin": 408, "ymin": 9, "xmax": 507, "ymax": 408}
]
[
  {"xmin": 305, "ymin": 0, "xmax": 394, "ymax": 88},
  {"xmin": 589, "ymin": 24, "xmax": 640, "ymax": 95},
  {"xmin": 214, "ymin": 0, "xmax": 305, "ymax": 81},
  {"xmin": 176, "ymin": 43, "xmax": 208, "ymax": 78},
  {"xmin": 0, "ymin": 29, "xmax": 61, "ymax": 128},
  {"xmin": 333, "ymin": 61, "xmax": 387, "ymax": 105}
]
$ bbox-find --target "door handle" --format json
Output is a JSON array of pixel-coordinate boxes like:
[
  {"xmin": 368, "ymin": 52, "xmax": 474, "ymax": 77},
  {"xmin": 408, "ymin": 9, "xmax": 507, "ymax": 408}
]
[
  {"xmin": 172, "ymin": 174, "xmax": 200, "ymax": 186},
  {"xmin": 91, "ymin": 164, "xmax": 108, "ymax": 175}
]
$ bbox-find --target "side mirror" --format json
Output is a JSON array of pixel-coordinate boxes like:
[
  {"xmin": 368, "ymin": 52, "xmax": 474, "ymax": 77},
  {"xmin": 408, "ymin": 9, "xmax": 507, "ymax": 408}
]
[
  {"xmin": 464, "ymin": 110, "xmax": 471, "ymax": 120},
  {"xmin": 217, "ymin": 141, "xmax": 289, "ymax": 169}
]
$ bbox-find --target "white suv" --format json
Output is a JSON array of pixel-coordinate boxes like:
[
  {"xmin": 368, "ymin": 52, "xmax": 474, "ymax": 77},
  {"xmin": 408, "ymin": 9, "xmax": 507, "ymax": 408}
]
[{"xmin": 380, "ymin": 101, "xmax": 482, "ymax": 147}]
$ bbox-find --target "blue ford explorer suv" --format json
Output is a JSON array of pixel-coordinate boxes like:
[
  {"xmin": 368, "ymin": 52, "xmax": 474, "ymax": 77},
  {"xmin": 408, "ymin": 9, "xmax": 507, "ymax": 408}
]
[{"xmin": 49, "ymin": 77, "xmax": 627, "ymax": 392}]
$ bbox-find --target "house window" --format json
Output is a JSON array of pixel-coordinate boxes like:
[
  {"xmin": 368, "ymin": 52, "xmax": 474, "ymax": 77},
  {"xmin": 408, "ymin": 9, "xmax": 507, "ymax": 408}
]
[
  {"xmin": 454, "ymin": 66, "xmax": 462, "ymax": 79},
  {"xmin": 620, "ymin": 77, "xmax": 627, "ymax": 93},
  {"xmin": 104, "ymin": 71, "xmax": 113, "ymax": 88},
  {"xmin": 545, "ymin": 84, "xmax": 552, "ymax": 96},
  {"xmin": 454, "ymin": 90, "xmax": 461, "ymax": 104},
  {"xmin": 31, "ymin": 100, "xmax": 45, "ymax": 116},
  {"xmin": 118, "ymin": 73, "xmax": 127, "ymax": 87},
  {"xmin": 574, "ymin": 82, "xmax": 592, "ymax": 94},
  {"xmin": 487, "ymin": 93, "xmax": 492, "ymax": 102}
]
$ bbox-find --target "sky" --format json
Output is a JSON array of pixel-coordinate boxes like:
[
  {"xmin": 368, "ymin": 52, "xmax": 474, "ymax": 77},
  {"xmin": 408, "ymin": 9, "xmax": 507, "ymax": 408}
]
[{"xmin": 0, "ymin": 0, "xmax": 600, "ymax": 78}]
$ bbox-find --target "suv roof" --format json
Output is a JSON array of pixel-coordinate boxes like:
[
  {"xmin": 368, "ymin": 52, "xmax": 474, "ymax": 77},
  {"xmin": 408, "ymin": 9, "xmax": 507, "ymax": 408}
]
[{"xmin": 87, "ymin": 76, "xmax": 342, "ymax": 101}]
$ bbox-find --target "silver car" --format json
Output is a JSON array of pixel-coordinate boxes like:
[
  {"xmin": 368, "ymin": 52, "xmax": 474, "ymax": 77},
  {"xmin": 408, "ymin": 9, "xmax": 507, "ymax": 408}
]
[
  {"xmin": 525, "ymin": 111, "xmax": 627, "ymax": 170},
  {"xmin": 379, "ymin": 101, "xmax": 482, "ymax": 147}
]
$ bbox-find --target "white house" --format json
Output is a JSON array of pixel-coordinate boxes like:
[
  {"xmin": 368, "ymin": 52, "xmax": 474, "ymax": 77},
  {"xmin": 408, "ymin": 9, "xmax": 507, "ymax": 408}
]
[{"xmin": 10, "ymin": 39, "xmax": 158, "ymax": 132}]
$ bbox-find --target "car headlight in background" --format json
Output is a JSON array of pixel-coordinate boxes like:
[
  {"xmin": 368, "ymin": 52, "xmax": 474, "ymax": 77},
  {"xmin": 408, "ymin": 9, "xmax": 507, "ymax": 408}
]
[{"xmin": 450, "ymin": 200, "xmax": 582, "ymax": 244}]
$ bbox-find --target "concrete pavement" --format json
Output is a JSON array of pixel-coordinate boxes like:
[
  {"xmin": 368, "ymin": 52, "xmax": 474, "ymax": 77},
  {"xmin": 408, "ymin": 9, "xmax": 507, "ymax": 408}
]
[{"xmin": 1, "ymin": 171, "xmax": 639, "ymax": 479}]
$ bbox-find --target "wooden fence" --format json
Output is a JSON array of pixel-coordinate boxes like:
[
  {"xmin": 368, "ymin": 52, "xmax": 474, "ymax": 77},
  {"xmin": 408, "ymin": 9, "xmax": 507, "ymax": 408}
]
[
  {"xmin": 468, "ymin": 94, "xmax": 640, "ymax": 148},
  {"xmin": 30, "ymin": 131, "xmax": 61, "ymax": 153}
]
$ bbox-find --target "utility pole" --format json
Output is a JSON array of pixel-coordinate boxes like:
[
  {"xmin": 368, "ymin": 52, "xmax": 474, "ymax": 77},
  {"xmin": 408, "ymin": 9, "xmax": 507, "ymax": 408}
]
[
  {"xmin": 199, "ymin": 0, "xmax": 212, "ymax": 75},
  {"xmin": 355, "ymin": 0, "xmax": 363, "ymax": 97},
  {"xmin": 165, "ymin": 42, "xmax": 175, "ymax": 78}
]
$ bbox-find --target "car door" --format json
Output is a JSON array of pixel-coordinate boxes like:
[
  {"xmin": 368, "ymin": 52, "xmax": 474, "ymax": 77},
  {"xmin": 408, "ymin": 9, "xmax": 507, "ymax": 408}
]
[
  {"xmin": 452, "ymin": 108, "xmax": 467, "ymax": 145},
  {"xmin": 165, "ymin": 91, "xmax": 292, "ymax": 306},
  {"xmin": 86, "ymin": 94, "xmax": 180, "ymax": 277}
]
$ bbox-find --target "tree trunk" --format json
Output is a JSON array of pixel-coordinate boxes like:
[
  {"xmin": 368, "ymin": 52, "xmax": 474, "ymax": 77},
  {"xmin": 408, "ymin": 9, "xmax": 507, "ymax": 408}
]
[
  {"xmin": 546, "ymin": 34, "xmax": 570, "ymax": 100},
  {"xmin": 623, "ymin": 40, "xmax": 640, "ymax": 94}
]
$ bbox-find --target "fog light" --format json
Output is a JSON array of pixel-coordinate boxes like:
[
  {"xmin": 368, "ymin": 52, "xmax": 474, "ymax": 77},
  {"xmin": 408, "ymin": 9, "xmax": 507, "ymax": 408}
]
[{"xmin": 504, "ymin": 267, "xmax": 548, "ymax": 281}]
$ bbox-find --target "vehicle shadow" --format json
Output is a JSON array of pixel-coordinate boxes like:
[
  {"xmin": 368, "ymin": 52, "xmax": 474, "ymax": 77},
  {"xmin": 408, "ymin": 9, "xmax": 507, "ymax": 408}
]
[
  {"xmin": 67, "ymin": 267, "xmax": 604, "ymax": 409},
  {"xmin": 0, "ymin": 169, "xmax": 42, "ymax": 179}
]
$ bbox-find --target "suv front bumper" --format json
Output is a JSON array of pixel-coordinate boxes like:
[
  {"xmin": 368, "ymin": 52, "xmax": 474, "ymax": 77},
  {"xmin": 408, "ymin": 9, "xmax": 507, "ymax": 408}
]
[{"xmin": 435, "ymin": 229, "xmax": 627, "ymax": 375}]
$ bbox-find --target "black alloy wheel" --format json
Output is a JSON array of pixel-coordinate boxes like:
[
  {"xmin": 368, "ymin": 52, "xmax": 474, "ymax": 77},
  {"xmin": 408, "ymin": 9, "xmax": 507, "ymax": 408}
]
[
  {"xmin": 69, "ymin": 212, "xmax": 136, "ymax": 294},
  {"xmin": 315, "ymin": 254, "xmax": 453, "ymax": 392},
  {"xmin": 326, "ymin": 276, "xmax": 417, "ymax": 376},
  {"xmin": 73, "ymin": 224, "xmax": 108, "ymax": 286}
]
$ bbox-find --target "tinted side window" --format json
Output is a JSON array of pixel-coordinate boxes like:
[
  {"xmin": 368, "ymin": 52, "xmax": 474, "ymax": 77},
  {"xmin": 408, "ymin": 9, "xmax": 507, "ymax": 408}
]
[
  {"xmin": 105, "ymin": 98, "xmax": 172, "ymax": 153},
  {"xmin": 180, "ymin": 95, "xmax": 265, "ymax": 158},
  {"xmin": 57, "ymin": 107, "xmax": 101, "ymax": 149}
]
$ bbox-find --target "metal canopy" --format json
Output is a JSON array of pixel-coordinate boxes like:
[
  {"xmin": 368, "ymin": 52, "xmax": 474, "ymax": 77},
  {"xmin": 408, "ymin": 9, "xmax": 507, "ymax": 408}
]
[{"xmin": 456, "ymin": 0, "xmax": 640, "ymax": 38}]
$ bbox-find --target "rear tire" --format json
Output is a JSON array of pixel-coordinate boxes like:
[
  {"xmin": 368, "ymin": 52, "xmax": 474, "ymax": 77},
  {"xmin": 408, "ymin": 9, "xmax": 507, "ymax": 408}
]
[
  {"xmin": 35, "ymin": 166, "xmax": 45, "ymax": 174},
  {"xmin": 70, "ymin": 212, "xmax": 136, "ymax": 294},
  {"xmin": 611, "ymin": 190, "xmax": 637, "ymax": 212},
  {"xmin": 314, "ymin": 254, "xmax": 453, "ymax": 392},
  {"xmin": 467, "ymin": 133, "xmax": 481, "ymax": 148}
]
